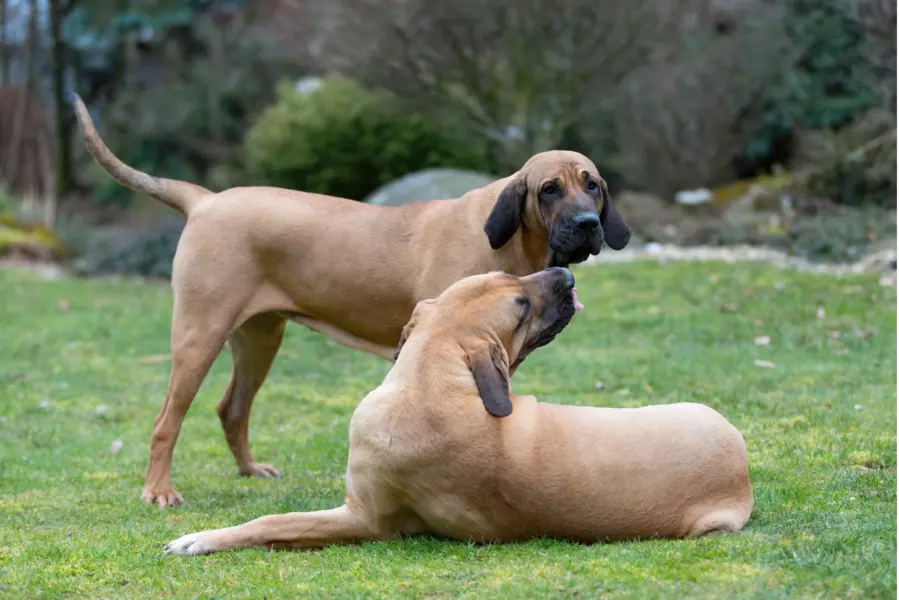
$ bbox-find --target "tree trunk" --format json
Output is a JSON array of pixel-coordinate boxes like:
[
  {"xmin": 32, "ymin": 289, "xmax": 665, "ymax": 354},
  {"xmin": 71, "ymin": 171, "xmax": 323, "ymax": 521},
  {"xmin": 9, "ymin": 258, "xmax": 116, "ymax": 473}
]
[
  {"xmin": 4, "ymin": 0, "xmax": 38, "ymax": 186},
  {"xmin": 0, "ymin": 0, "xmax": 8, "ymax": 85},
  {"xmin": 50, "ymin": 0, "xmax": 72, "ymax": 202}
]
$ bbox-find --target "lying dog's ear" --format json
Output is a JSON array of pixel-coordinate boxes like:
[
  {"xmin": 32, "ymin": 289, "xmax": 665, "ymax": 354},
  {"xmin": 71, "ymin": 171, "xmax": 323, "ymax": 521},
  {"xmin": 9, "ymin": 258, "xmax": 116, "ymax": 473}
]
[
  {"xmin": 467, "ymin": 343, "xmax": 513, "ymax": 417},
  {"xmin": 484, "ymin": 178, "xmax": 527, "ymax": 250},
  {"xmin": 599, "ymin": 180, "xmax": 631, "ymax": 251},
  {"xmin": 393, "ymin": 326, "xmax": 410, "ymax": 361},
  {"xmin": 394, "ymin": 299, "xmax": 435, "ymax": 361}
]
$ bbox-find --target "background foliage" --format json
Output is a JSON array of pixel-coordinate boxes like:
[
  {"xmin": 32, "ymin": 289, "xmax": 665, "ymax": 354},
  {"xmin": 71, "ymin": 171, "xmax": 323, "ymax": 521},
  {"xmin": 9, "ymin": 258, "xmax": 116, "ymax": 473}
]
[
  {"xmin": 246, "ymin": 76, "xmax": 489, "ymax": 200},
  {"xmin": 0, "ymin": 0, "xmax": 894, "ymax": 273}
]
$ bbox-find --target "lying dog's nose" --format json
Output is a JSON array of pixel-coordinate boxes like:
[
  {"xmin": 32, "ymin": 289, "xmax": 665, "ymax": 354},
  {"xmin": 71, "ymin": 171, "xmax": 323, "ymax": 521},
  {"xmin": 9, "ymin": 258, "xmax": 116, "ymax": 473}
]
[
  {"xmin": 573, "ymin": 212, "xmax": 600, "ymax": 232},
  {"xmin": 546, "ymin": 266, "xmax": 575, "ymax": 290}
]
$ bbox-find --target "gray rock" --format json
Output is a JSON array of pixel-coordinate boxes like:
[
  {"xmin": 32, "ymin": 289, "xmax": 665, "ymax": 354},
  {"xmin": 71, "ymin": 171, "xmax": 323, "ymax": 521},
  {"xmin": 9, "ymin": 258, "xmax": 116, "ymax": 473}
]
[
  {"xmin": 674, "ymin": 188, "xmax": 713, "ymax": 206},
  {"xmin": 364, "ymin": 169, "xmax": 496, "ymax": 207}
]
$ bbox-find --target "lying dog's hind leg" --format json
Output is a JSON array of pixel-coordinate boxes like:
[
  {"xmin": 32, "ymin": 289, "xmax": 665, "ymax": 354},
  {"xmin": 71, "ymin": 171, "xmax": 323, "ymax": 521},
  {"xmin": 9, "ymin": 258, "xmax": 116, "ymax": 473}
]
[
  {"xmin": 685, "ymin": 507, "xmax": 749, "ymax": 538},
  {"xmin": 217, "ymin": 312, "xmax": 287, "ymax": 478},
  {"xmin": 165, "ymin": 504, "xmax": 392, "ymax": 555}
]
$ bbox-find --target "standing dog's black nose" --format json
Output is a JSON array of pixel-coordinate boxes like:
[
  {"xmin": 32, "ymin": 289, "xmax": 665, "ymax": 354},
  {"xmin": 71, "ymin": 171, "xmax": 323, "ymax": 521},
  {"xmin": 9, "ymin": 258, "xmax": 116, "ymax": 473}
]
[{"xmin": 573, "ymin": 212, "xmax": 600, "ymax": 231}]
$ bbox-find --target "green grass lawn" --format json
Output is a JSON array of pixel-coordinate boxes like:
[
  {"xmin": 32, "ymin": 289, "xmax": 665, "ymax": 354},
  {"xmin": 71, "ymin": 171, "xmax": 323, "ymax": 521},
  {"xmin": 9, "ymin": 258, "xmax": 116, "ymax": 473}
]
[{"xmin": 0, "ymin": 261, "xmax": 895, "ymax": 599}]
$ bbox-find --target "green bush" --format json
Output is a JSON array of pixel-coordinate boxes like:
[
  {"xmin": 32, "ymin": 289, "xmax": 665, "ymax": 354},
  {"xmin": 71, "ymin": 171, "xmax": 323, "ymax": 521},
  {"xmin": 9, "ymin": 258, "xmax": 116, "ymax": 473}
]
[
  {"xmin": 740, "ymin": 0, "xmax": 882, "ymax": 173},
  {"xmin": 246, "ymin": 76, "xmax": 490, "ymax": 200},
  {"xmin": 795, "ymin": 109, "xmax": 896, "ymax": 208}
]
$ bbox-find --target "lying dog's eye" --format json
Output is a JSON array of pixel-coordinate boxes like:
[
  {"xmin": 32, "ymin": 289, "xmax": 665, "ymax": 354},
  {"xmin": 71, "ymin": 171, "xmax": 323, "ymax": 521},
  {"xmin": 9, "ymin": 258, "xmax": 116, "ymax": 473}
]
[
  {"xmin": 516, "ymin": 297, "xmax": 531, "ymax": 323},
  {"xmin": 542, "ymin": 183, "xmax": 560, "ymax": 196},
  {"xmin": 587, "ymin": 180, "xmax": 598, "ymax": 192}
]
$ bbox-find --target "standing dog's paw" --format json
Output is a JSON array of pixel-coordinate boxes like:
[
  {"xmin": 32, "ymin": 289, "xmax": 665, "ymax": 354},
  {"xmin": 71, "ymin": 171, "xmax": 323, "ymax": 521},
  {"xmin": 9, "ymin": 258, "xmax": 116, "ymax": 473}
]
[
  {"xmin": 164, "ymin": 532, "xmax": 217, "ymax": 556},
  {"xmin": 238, "ymin": 462, "xmax": 282, "ymax": 478},
  {"xmin": 142, "ymin": 486, "xmax": 184, "ymax": 508}
]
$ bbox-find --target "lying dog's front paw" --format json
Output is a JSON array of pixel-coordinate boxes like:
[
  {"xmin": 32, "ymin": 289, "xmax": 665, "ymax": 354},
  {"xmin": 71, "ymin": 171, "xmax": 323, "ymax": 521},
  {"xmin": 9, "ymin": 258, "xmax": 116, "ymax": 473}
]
[{"xmin": 164, "ymin": 532, "xmax": 217, "ymax": 556}]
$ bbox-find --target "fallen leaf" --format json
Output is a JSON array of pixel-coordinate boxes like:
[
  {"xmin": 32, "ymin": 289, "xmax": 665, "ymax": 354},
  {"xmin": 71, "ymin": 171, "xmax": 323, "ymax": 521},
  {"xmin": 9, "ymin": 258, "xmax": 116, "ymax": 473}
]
[
  {"xmin": 753, "ymin": 336, "xmax": 771, "ymax": 346},
  {"xmin": 137, "ymin": 354, "xmax": 172, "ymax": 364},
  {"xmin": 754, "ymin": 359, "xmax": 776, "ymax": 368},
  {"xmin": 828, "ymin": 331, "xmax": 842, "ymax": 340},
  {"xmin": 723, "ymin": 303, "xmax": 739, "ymax": 313},
  {"xmin": 708, "ymin": 274, "xmax": 719, "ymax": 284},
  {"xmin": 855, "ymin": 329, "xmax": 877, "ymax": 340},
  {"xmin": 742, "ymin": 289, "xmax": 754, "ymax": 297},
  {"xmin": 816, "ymin": 307, "xmax": 826, "ymax": 320},
  {"xmin": 774, "ymin": 281, "xmax": 786, "ymax": 291},
  {"xmin": 57, "ymin": 300, "xmax": 70, "ymax": 312},
  {"xmin": 642, "ymin": 383, "xmax": 654, "ymax": 394},
  {"xmin": 109, "ymin": 440, "xmax": 124, "ymax": 454},
  {"xmin": 854, "ymin": 404, "xmax": 863, "ymax": 410},
  {"xmin": 594, "ymin": 381, "xmax": 605, "ymax": 390}
]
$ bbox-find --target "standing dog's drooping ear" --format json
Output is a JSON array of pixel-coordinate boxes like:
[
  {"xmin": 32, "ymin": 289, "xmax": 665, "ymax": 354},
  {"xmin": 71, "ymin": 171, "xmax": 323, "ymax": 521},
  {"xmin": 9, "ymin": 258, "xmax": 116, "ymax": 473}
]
[
  {"xmin": 599, "ymin": 180, "xmax": 631, "ymax": 251},
  {"xmin": 484, "ymin": 178, "xmax": 527, "ymax": 250},
  {"xmin": 466, "ymin": 343, "xmax": 513, "ymax": 417}
]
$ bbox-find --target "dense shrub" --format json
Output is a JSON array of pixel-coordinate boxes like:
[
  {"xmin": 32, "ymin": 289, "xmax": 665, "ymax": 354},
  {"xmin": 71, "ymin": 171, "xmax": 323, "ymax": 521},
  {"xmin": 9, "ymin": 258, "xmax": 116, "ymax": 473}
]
[
  {"xmin": 82, "ymin": 18, "xmax": 304, "ymax": 205},
  {"xmin": 74, "ymin": 216, "xmax": 185, "ymax": 279},
  {"xmin": 739, "ymin": 0, "xmax": 886, "ymax": 175},
  {"xmin": 795, "ymin": 109, "xmax": 896, "ymax": 208},
  {"xmin": 245, "ymin": 76, "xmax": 491, "ymax": 200},
  {"xmin": 787, "ymin": 205, "xmax": 896, "ymax": 262}
]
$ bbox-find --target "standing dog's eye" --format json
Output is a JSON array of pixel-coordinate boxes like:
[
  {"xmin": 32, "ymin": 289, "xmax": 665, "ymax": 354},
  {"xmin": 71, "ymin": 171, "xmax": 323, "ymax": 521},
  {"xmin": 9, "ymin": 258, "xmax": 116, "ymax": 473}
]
[{"xmin": 542, "ymin": 183, "xmax": 560, "ymax": 196}]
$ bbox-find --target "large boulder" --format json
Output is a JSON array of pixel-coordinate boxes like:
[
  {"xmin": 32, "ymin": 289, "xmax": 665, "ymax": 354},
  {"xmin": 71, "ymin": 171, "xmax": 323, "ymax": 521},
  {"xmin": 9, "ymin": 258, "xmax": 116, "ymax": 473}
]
[{"xmin": 364, "ymin": 168, "xmax": 496, "ymax": 206}]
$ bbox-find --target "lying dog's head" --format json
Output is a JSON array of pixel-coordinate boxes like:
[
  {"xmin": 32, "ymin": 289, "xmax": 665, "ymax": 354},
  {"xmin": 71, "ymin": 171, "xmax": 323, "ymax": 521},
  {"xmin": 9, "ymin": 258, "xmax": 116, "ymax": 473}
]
[
  {"xmin": 484, "ymin": 150, "xmax": 631, "ymax": 268},
  {"xmin": 394, "ymin": 267, "xmax": 581, "ymax": 417}
]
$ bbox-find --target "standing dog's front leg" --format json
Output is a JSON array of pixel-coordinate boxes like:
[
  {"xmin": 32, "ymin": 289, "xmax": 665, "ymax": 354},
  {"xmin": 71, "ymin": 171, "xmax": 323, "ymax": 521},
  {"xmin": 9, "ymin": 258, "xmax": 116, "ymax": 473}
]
[{"xmin": 164, "ymin": 505, "xmax": 389, "ymax": 555}]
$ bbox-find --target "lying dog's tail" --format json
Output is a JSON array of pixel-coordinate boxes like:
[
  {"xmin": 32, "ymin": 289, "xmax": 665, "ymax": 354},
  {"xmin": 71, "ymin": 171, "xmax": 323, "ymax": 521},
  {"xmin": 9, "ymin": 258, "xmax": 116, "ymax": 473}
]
[{"xmin": 72, "ymin": 94, "xmax": 211, "ymax": 215}]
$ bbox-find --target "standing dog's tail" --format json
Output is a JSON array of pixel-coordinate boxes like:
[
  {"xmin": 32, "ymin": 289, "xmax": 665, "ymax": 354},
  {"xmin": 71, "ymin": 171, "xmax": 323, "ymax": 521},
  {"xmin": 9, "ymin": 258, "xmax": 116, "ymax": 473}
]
[{"xmin": 72, "ymin": 94, "xmax": 211, "ymax": 215}]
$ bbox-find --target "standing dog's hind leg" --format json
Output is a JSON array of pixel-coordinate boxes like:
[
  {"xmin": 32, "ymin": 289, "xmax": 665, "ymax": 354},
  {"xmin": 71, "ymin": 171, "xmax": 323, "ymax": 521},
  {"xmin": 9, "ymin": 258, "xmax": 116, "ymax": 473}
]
[
  {"xmin": 217, "ymin": 312, "xmax": 287, "ymax": 478},
  {"xmin": 143, "ymin": 319, "xmax": 230, "ymax": 508}
]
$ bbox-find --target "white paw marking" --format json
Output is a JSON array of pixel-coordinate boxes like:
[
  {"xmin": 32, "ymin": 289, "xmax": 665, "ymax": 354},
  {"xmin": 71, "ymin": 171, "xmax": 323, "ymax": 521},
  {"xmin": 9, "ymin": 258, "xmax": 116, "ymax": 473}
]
[{"xmin": 164, "ymin": 531, "xmax": 216, "ymax": 556}]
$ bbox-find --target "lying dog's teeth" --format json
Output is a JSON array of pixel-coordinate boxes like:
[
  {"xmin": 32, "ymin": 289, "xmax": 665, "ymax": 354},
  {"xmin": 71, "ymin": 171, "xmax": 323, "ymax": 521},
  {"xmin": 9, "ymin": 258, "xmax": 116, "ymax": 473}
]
[{"xmin": 572, "ymin": 288, "xmax": 584, "ymax": 311}]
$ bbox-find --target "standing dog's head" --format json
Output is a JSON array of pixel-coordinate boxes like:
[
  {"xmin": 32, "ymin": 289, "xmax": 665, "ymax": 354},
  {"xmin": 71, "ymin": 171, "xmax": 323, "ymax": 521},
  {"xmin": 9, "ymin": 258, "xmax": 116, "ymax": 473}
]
[
  {"xmin": 394, "ymin": 268, "xmax": 581, "ymax": 417},
  {"xmin": 484, "ymin": 150, "xmax": 631, "ymax": 268}
]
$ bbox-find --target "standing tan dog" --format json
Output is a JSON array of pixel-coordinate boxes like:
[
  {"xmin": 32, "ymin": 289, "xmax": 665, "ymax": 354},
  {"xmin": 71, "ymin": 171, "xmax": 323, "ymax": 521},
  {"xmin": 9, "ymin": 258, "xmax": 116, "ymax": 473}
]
[
  {"xmin": 164, "ymin": 269, "xmax": 753, "ymax": 555},
  {"xmin": 72, "ymin": 95, "xmax": 632, "ymax": 508}
]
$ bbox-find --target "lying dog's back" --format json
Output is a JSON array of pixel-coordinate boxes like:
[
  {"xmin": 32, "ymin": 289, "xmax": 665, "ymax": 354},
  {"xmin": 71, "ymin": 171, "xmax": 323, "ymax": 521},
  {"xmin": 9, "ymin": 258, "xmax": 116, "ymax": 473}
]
[
  {"xmin": 495, "ymin": 400, "xmax": 753, "ymax": 541},
  {"xmin": 350, "ymin": 363, "xmax": 752, "ymax": 543}
]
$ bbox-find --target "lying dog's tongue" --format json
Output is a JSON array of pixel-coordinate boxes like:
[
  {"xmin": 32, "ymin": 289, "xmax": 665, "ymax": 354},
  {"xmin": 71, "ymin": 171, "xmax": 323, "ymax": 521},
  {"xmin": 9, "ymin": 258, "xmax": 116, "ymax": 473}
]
[{"xmin": 572, "ymin": 287, "xmax": 584, "ymax": 311}]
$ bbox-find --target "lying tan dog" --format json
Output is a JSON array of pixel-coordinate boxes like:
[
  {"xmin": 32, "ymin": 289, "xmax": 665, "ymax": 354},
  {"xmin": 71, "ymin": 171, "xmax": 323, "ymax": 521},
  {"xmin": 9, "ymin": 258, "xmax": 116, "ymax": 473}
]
[
  {"xmin": 164, "ymin": 269, "xmax": 753, "ymax": 555},
  {"xmin": 72, "ymin": 95, "xmax": 632, "ymax": 508}
]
